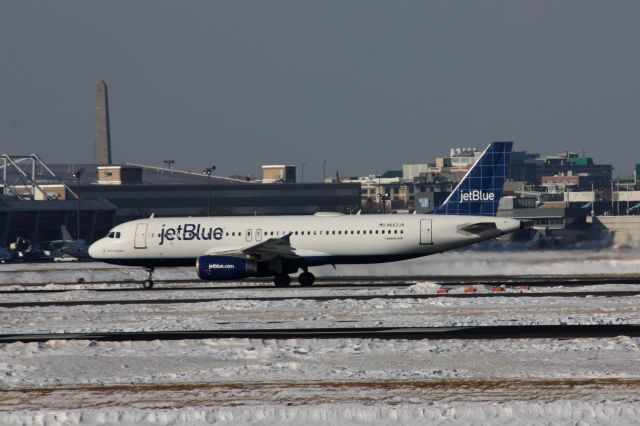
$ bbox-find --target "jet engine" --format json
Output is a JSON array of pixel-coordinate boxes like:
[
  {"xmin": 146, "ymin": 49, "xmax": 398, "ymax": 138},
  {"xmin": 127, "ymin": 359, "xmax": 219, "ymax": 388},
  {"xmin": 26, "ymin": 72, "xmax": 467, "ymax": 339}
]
[
  {"xmin": 196, "ymin": 255, "xmax": 299, "ymax": 280},
  {"xmin": 196, "ymin": 255, "xmax": 261, "ymax": 280}
]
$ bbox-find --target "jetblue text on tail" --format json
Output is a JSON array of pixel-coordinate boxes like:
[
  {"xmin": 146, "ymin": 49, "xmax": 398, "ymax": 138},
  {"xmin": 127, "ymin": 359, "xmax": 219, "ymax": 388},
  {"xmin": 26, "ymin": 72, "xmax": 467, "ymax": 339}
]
[{"xmin": 459, "ymin": 190, "xmax": 495, "ymax": 202}]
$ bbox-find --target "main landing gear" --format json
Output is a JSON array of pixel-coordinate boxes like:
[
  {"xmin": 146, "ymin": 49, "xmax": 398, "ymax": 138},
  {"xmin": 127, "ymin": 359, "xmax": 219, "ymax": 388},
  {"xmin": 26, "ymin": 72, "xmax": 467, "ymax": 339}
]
[
  {"xmin": 272, "ymin": 271, "xmax": 316, "ymax": 287},
  {"xmin": 298, "ymin": 271, "xmax": 315, "ymax": 287},
  {"xmin": 273, "ymin": 274, "xmax": 291, "ymax": 287},
  {"xmin": 143, "ymin": 266, "xmax": 155, "ymax": 289}
]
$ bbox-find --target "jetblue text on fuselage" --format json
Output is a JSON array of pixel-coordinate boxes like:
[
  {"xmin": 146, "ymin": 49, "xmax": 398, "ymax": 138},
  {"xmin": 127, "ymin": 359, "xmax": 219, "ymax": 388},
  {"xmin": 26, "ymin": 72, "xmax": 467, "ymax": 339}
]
[
  {"xmin": 459, "ymin": 190, "xmax": 495, "ymax": 203},
  {"xmin": 159, "ymin": 224, "xmax": 223, "ymax": 245}
]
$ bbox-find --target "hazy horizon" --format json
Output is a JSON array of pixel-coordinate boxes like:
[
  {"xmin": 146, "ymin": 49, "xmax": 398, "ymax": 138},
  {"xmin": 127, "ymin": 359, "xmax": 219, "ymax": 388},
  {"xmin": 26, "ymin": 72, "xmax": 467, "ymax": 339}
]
[{"xmin": 2, "ymin": 1, "xmax": 640, "ymax": 180}]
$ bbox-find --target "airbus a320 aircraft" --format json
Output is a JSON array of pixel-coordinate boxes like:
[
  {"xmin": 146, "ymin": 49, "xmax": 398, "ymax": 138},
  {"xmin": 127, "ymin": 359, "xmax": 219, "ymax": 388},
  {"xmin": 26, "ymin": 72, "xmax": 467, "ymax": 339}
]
[{"xmin": 89, "ymin": 142, "xmax": 521, "ymax": 288}]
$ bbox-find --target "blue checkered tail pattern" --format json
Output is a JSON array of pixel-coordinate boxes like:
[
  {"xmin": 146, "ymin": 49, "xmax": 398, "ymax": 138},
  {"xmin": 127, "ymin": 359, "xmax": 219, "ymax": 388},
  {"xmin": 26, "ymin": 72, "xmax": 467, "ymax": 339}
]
[{"xmin": 433, "ymin": 141, "xmax": 513, "ymax": 217}]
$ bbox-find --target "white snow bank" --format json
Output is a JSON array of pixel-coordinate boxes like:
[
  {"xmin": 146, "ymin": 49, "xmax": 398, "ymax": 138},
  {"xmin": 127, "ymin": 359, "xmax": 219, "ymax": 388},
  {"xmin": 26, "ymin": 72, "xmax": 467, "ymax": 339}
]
[
  {"xmin": 2, "ymin": 337, "xmax": 640, "ymax": 387},
  {"xmin": 406, "ymin": 281, "xmax": 442, "ymax": 293}
]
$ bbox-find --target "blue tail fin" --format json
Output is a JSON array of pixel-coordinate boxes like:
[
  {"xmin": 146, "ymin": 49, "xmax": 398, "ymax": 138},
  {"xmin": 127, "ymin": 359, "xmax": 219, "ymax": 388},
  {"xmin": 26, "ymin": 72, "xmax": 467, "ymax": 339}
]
[{"xmin": 433, "ymin": 141, "xmax": 513, "ymax": 216}]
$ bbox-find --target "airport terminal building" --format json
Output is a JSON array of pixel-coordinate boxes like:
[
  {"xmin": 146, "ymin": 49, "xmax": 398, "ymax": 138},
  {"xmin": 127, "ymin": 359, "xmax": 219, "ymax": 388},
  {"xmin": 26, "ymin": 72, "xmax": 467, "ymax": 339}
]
[{"xmin": 0, "ymin": 159, "xmax": 361, "ymax": 246}]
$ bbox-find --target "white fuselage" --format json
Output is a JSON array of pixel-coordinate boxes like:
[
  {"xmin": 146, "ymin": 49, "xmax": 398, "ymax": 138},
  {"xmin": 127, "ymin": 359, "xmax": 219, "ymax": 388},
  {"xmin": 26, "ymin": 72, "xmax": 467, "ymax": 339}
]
[{"xmin": 89, "ymin": 213, "xmax": 521, "ymax": 268}]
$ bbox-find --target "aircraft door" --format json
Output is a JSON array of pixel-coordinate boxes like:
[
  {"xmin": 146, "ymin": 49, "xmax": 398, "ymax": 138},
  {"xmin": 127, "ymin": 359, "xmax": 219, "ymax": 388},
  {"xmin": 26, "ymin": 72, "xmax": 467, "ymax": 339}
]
[
  {"xmin": 256, "ymin": 229, "xmax": 263, "ymax": 242},
  {"xmin": 420, "ymin": 219, "xmax": 433, "ymax": 245},
  {"xmin": 134, "ymin": 224, "xmax": 148, "ymax": 249},
  {"xmin": 246, "ymin": 229, "xmax": 253, "ymax": 242}
]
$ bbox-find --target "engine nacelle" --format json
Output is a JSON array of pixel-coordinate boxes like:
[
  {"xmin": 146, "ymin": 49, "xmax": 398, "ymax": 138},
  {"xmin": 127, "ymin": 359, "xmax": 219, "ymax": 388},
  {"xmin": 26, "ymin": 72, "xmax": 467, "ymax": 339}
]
[
  {"xmin": 196, "ymin": 255, "xmax": 259, "ymax": 280},
  {"xmin": 196, "ymin": 255, "xmax": 300, "ymax": 281}
]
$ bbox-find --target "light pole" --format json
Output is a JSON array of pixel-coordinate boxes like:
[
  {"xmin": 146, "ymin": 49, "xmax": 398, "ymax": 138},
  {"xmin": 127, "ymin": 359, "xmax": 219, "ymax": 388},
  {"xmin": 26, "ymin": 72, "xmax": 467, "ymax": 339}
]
[
  {"xmin": 72, "ymin": 168, "xmax": 84, "ymax": 239},
  {"xmin": 611, "ymin": 180, "xmax": 614, "ymax": 215},
  {"xmin": 203, "ymin": 166, "xmax": 216, "ymax": 216},
  {"xmin": 591, "ymin": 183, "xmax": 595, "ymax": 218},
  {"xmin": 301, "ymin": 163, "xmax": 305, "ymax": 183},
  {"xmin": 323, "ymin": 160, "xmax": 327, "ymax": 182},
  {"xmin": 163, "ymin": 159, "xmax": 175, "ymax": 171},
  {"xmin": 627, "ymin": 181, "xmax": 630, "ymax": 215}
]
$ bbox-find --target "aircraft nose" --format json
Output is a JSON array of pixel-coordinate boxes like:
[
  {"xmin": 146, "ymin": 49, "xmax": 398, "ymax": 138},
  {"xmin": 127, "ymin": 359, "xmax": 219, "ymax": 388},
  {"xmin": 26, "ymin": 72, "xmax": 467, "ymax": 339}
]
[{"xmin": 88, "ymin": 240, "xmax": 102, "ymax": 259}]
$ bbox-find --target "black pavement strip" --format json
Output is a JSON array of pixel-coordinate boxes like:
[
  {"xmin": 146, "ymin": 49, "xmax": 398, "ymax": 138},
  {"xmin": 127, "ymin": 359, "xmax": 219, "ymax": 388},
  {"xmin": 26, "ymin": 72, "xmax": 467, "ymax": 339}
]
[{"xmin": 2, "ymin": 325, "xmax": 640, "ymax": 343}]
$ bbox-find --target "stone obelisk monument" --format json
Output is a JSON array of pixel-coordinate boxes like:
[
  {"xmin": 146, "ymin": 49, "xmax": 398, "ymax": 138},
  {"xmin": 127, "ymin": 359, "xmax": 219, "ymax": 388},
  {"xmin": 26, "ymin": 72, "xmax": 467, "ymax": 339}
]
[{"xmin": 94, "ymin": 80, "xmax": 112, "ymax": 165}]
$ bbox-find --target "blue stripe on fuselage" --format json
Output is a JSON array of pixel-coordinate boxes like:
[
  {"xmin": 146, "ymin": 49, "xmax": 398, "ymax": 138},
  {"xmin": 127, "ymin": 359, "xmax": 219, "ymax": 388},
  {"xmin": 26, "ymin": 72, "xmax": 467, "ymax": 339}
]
[{"xmin": 99, "ymin": 253, "xmax": 425, "ymax": 269}]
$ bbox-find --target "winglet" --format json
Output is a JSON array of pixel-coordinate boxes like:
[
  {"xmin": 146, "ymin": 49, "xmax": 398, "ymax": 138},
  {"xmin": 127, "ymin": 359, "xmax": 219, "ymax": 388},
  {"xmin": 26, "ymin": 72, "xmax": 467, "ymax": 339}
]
[
  {"xmin": 433, "ymin": 141, "xmax": 513, "ymax": 217},
  {"xmin": 281, "ymin": 232, "xmax": 293, "ymax": 244}
]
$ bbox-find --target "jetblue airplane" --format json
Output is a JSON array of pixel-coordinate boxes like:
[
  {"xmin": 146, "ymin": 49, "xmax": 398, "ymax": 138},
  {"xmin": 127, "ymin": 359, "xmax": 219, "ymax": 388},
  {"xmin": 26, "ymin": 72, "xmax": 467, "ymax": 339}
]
[{"xmin": 89, "ymin": 142, "xmax": 521, "ymax": 288}]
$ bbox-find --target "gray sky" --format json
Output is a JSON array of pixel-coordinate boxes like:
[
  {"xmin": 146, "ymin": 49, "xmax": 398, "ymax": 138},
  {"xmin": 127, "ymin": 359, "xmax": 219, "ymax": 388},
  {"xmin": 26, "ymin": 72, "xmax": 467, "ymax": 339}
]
[{"xmin": 2, "ymin": 1, "xmax": 640, "ymax": 181}]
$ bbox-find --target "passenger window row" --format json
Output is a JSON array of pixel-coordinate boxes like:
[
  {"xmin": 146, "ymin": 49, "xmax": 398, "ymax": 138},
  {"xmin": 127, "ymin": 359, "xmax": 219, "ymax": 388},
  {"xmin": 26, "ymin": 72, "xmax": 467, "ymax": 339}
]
[
  {"xmin": 111, "ymin": 229, "xmax": 402, "ymax": 239},
  {"xmin": 258, "ymin": 229, "xmax": 403, "ymax": 236}
]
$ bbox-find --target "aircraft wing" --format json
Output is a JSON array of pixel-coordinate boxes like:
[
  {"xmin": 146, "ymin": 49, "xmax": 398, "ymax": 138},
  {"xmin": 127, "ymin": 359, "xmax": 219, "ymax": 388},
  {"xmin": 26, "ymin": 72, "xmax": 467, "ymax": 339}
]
[{"xmin": 204, "ymin": 234, "xmax": 299, "ymax": 261}]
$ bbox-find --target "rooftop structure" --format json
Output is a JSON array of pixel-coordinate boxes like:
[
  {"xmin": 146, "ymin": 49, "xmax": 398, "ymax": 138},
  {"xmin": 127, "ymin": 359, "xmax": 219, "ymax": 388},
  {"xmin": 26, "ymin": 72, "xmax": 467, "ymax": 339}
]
[
  {"xmin": 261, "ymin": 165, "xmax": 296, "ymax": 183},
  {"xmin": 449, "ymin": 147, "xmax": 482, "ymax": 168},
  {"xmin": 3, "ymin": 162, "xmax": 251, "ymax": 188}
]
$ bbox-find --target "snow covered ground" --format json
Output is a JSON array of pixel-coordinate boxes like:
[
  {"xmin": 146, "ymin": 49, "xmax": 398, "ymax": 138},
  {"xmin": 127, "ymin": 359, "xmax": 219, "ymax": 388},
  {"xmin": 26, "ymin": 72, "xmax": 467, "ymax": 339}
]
[
  {"xmin": 3, "ymin": 249, "xmax": 640, "ymax": 425},
  {"xmin": 3, "ymin": 289, "xmax": 640, "ymax": 335},
  {"xmin": 3, "ymin": 337, "xmax": 640, "ymax": 424}
]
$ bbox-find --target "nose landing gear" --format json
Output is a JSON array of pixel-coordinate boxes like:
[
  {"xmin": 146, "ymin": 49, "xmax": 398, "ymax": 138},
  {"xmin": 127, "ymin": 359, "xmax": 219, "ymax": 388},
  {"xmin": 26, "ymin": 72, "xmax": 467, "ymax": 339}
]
[{"xmin": 143, "ymin": 266, "xmax": 155, "ymax": 289}]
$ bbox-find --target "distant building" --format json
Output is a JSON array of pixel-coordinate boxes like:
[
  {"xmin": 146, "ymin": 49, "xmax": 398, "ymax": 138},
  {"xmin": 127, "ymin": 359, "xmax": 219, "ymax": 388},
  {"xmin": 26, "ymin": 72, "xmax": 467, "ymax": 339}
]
[
  {"xmin": 402, "ymin": 164, "xmax": 430, "ymax": 182},
  {"xmin": 541, "ymin": 174, "xmax": 581, "ymax": 192},
  {"xmin": 261, "ymin": 165, "xmax": 296, "ymax": 183},
  {"xmin": 507, "ymin": 151, "xmax": 540, "ymax": 183},
  {"xmin": 508, "ymin": 150, "xmax": 613, "ymax": 189}
]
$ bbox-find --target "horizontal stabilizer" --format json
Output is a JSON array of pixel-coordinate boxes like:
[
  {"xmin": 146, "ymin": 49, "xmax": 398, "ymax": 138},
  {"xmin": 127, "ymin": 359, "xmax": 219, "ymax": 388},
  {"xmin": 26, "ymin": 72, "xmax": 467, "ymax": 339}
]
[{"xmin": 458, "ymin": 222, "xmax": 500, "ymax": 237}]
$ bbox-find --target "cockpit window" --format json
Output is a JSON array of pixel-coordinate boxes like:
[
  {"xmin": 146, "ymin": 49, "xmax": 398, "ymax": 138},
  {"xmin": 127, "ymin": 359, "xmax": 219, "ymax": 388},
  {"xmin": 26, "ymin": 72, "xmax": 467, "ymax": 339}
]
[
  {"xmin": 108, "ymin": 232, "xmax": 115, "ymax": 238},
  {"xmin": 115, "ymin": 232, "xmax": 121, "ymax": 239}
]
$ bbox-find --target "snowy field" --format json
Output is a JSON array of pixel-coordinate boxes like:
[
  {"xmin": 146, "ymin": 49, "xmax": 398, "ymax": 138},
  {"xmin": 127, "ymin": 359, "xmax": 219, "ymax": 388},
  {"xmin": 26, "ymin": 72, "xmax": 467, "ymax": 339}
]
[
  {"xmin": 2, "ymin": 249, "xmax": 640, "ymax": 425},
  {"xmin": 3, "ymin": 288, "xmax": 640, "ymax": 335}
]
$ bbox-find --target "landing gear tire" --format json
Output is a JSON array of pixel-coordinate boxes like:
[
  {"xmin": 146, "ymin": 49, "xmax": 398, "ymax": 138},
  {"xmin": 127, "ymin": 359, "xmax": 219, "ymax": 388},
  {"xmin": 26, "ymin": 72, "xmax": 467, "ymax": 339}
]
[
  {"xmin": 298, "ymin": 272, "xmax": 315, "ymax": 287},
  {"xmin": 143, "ymin": 267, "xmax": 155, "ymax": 290},
  {"xmin": 273, "ymin": 274, "xmax": 291, "ymax": 287}
]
